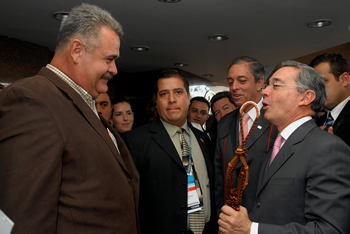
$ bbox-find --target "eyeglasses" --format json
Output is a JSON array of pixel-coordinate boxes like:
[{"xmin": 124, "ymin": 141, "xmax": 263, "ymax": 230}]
[
  {"xmin": 263, "ymin": 80, "xmax": 303, "ymax": 90},
  {"xmin": 190, "ymin": 108, "xmax": 208, "ymax": 116}
]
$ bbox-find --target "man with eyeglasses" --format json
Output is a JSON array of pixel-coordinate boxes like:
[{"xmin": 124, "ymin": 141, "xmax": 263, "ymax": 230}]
[
  {"xmin": 188, "ymin": 96, "xmax": 211, "ymax": 132},
  {"xmin": 310, "ymin": 53, "xmax": 350, "ymax": 146},
  {"xmin": 218, "ymin": 61, "xmax": 350, "ymax": 234},
  {"xmin": 214, "ymin": 56, "xmax": 278, "ymax": 221}
]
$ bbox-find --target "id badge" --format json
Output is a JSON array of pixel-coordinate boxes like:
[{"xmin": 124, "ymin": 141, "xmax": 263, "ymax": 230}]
[{"xmin": 187, "ymin": 174, "xmax": 201, "ymax": 214}]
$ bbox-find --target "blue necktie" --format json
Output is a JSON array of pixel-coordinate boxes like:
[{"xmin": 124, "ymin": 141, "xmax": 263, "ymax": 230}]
[{"xmin": 326, "ymin": 114, "xmax": 334, "ymax": 126}]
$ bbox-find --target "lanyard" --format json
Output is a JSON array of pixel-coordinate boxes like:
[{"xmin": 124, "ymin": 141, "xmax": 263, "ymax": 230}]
[{"xmin": 186, "ymin": 126, "xmax": 192, "ymax": 175}]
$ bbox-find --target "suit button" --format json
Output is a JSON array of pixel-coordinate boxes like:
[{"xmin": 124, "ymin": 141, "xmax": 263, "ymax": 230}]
[
  {"xmin": 256, "ymin": 202, "xmax": 261, "ymax": 208},
  {"xmin": 182, "ymin": 206, "xmax": 186, "ymax": 212},
  {"xmin": 181, "ymin": 183, "xmax": 186, "ymax": 188},
  {"xmin": 181, "ymin": 229, "xmax": 185, "ymax": 234}
]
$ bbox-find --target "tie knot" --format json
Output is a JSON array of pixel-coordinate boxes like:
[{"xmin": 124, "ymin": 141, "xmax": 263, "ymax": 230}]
[
  {"xmin": 178, "ymin": 128, "xmax": 184, "ymax": 134},
  {"xmin": 326, "ymin": 114, "xmax": 334, "ymax": 126},
  {"xmin": 275, "ymin": 134, "xmax": 284, "ymax": 147},
  {"xmin": 242, "ymin": 113, "xmax": 250, "ymax": 123}
]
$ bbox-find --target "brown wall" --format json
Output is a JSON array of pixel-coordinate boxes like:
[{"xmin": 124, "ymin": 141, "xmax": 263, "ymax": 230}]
[
  {"xmin": 267, "ymin": 41, "xmax": 350, "ymax": 80},
  {"xmin": 0, "ymin": 35, "xmax": 53, "ymax": 83}
]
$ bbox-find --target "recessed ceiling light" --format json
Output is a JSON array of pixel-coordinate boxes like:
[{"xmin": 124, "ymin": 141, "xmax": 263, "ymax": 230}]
[
  {"xmin": 307, "ymin": 19, "xmax": 332, "ymax": 28},
  {"xmin": 159, "ymin": 0, "xmax": 181, "ymax": 2},
  {"xmin": 52, "ymin": 11, "xmax": 69, "ymax": 21},
  {"xmin": 174, "ymin": 63, "xmax": 188, "ymax": 67},
  {"xmin": 203, "ymin": 74, "xmax": 214, "ymax": 78},
  {"xmin": 208, "ymin": 34, "xmax": 230, "ymax": 41},
  {"xmin": 130, "ymin": 46, "xmax": 150, "ymax": 52}
]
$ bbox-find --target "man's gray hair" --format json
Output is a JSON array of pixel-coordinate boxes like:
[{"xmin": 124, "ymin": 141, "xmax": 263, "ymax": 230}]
[
  {"xmin": 228, "ymin": 56, "xmax": 265, "ymax": 83},
  {"xmin": 56, "ymin": 3, "xmax": 123, "ymax": 53},
  {"xmin": 280, "ymin": 60, "xmax": 326, "ymax": 113}
]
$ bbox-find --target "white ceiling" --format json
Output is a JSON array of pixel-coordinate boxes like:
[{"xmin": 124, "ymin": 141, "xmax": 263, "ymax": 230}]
[{"xmin": 1, "ymin": 0, "xmax": 350, "ymax": 86}]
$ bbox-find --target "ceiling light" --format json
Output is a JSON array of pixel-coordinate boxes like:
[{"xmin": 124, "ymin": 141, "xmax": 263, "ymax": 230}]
[
  {"xmin": 174, "ymin": 63, "xmax": 188, "ymax": 67},
  {"xmin": 307, "ymin": 19, "xmax": 332, "ymax": 28},
  {"xmin": 130, "ymin": 46, "xmax": 150, "ymax": 52},
  {"xmin": 208, "ymin": 34, "xmax": 230, "ymax": 41},
  {"xmin": 203, "ymin": 74, "xmax": 214, "ymax": 78},
  {"xmin": 52, "ymin": 11, "xmax": 69, "ymax": 21},
  {"xmin": 159, "ymin": 0, "xmax": 181, "ymax": 2}
]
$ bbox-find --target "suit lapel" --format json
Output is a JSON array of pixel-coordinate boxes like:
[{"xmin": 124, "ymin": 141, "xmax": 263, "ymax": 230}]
[
  {"xmin": 41, "ymin": 68, "xmax": 130, "ymax": 174},
  {"xmin": 189, "ymin": 123, "xmax": 213, "ymax": 178},
  {"xmin": 256, "ymin": 120, "xmax": 316, "ymax": 196},
  {"xmin": 245, "ymin": 108, "xmax": 271, "ymax": 149},
  {"xmin": 151, "ymin": 119, "xmax": 185, "ymax": 170},
  {"xmin": 229, "ymin": 108, "xmax": 272, "ymax": 150},
  {"xmin": 228, "ymin": 110, "xmax": 240, "ymax": 148},
  {"xmin": 100, "ymin": 118, "xmax": 130, "ymax": 174},
  {"xmin": 333, "ymin": 100, "xmax": 350, "ymax": 134}
]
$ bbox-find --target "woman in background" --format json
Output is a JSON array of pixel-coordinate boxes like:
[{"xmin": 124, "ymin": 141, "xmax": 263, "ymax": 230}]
[{"xmin": 111, "ymin": 97, "xmax": 134, "ymax": 133}]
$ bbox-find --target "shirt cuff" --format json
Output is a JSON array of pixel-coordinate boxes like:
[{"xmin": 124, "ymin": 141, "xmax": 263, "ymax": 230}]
[{"xmin": 250, "ymin": 222, "xmax": 259, "ymax": 234}]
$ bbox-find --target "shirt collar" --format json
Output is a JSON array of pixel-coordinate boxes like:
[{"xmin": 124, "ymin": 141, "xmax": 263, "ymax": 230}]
[
  {"xmin": 160, "ymin": 118, "xmax": 189, "ymax": 138},
  {"xmin": 280, "ymin": 116, "xmax": 312, "ymax": 141},
  {"xmin": 243, "ymin": 97, "xmax": 263, "ymax": 120},
  {"xmin": 46, "ymin": 64, "xmax": 99, "ymax": 117}
]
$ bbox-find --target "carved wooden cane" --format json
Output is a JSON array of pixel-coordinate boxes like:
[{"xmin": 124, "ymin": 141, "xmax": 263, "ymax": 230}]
[{"xmin": 225, "ymin": 101, "xmax": 260, "ymax": 211}]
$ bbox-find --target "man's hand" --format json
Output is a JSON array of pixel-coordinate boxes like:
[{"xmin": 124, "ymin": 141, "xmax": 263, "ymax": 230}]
[
  {"xmin": 320, "ymin": 126, "xmax": 334, "ymax": 135},
  {"xmin": 218, "ymin": 205, "xmax": 252, "ymax": 234}
]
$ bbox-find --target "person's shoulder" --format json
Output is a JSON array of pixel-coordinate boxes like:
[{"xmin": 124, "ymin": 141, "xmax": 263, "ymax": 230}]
[
  {"xmin": 188, "ymin": 122, "xmax": 207, "ymax": 138},
  {"xmin": 123, "ymin": 120, "xmax": 156, "ymax": 139},
  {"xmin": 340, "ymin": 99, "xmax": 350, "ymax": 116},
  {"xmin": 218, "ymin": 109, "xmax": 238, "ymax": 127},
  {"xmin": 307, "ymin": 121, "xmax": 348, "ymax": 145},
  {"xmin": 127, "ymin": 122, "xmax": 151, "ymax": 133}
]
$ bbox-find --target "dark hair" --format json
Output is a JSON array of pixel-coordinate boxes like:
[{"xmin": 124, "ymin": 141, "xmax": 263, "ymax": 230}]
[
  {"xmin": 154, "ymin": 69, "xmax": 189, "ymax": 96},
  {"xmin": 280, "ymin": 60, "xmax": 326, "ymax": 114},
  {"xmin": 190, "ymin": 96, "xmax": 209, "ymax": 110},
  {"xmin": 111, "ymin": 96, "xmax": 132, "ymax": 115},
  {"xmin": 205, "ymin": 114, "xmax": 217, "ymax": 136},
  {"xmin": 309, "ymin": 53, "xmax": 350, "ymax": 81},
  {"xmin": 228, "ymin": 56, "xmax": 265, "ymax": 83},
  {"xmin": 210, "ymin": 91, "xmax": 235, "ymax": 112},
  {"xmin": 147, "ymin": 94, "xmax": 158, "ymax": 122}
]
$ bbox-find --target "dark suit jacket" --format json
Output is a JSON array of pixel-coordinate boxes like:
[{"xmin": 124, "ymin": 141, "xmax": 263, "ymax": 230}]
[
  {"xmin": 214, "ymin": 108, "xmax": 278, "ymax": 216},
  {"xmin": 122, "ymin": 118, "xmax": 217, "ymax": 234},
  {"xmin": 316, "ymin": 99, "xmax": 350, "ymax": 146},
  {"xmin": 0, "ymin": 67, "xmax": 139, "ymax": 233},
  {"xmin": 250, "ymin": 119, "xmax": 350, "ymax": 233}
]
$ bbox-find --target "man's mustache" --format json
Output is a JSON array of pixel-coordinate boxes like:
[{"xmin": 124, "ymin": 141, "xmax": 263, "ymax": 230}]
[{"xmin": 101, "ymin": 72, "xmax": 113, "ymax": 80}]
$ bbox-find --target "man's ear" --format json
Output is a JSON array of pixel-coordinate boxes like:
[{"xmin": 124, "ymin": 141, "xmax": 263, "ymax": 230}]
[
  {"xmin": 70, "ymin": 39, "xmax": 85, "ymax": 64},
  {"xmin": 256, "ymin": 77, "xmax": 264, "ymax": 91},
  {"xmin": 339, "ymin": 72, "xmax": 350, "ymax": 87},
  {"xmin": 300, "ymin": 90, "xmax": 316, "ymax": 107}
]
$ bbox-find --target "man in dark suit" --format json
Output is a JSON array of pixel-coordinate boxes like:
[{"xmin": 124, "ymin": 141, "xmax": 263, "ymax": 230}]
[
  {"xmin": 218, "ymin": 61, "xmax": 350, "ymax": 234},
  {"xmin": 188, "ymin": 96, "xmax": 211, "ymax": 131},
  {"xmin": 0, "ymin": 4, "xmax": 139, "ymax": 233},
  {"xmin": 214, "ymin": 56, "xmax": 278, "ymax": 217},
  {"xmin": 310, "ymin": 53, "xmax": 350, "ymax": 146},
  {"xmin": 123, "ymin": 69, "xmax": 217, "ymax": 234}
]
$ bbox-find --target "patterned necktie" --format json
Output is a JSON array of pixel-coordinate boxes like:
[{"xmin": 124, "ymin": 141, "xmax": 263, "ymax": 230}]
[
  {"xmin": 325, "ymin": 113, "xmax": 334, "ymax": 126},
  {"xmin": 239, "ymin": 113, "xmax": 250, "ymax": 145},
  {"xmin": 178, "ymin": 128, "xmax": 205, "ymax": 234},
  {"xmin": 269, "ymin": 134, "xmax": 284, "ymax": 166},
  {"xmin": 179, "ymin": 128, "xmax": 190, "ymax": 171}
]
